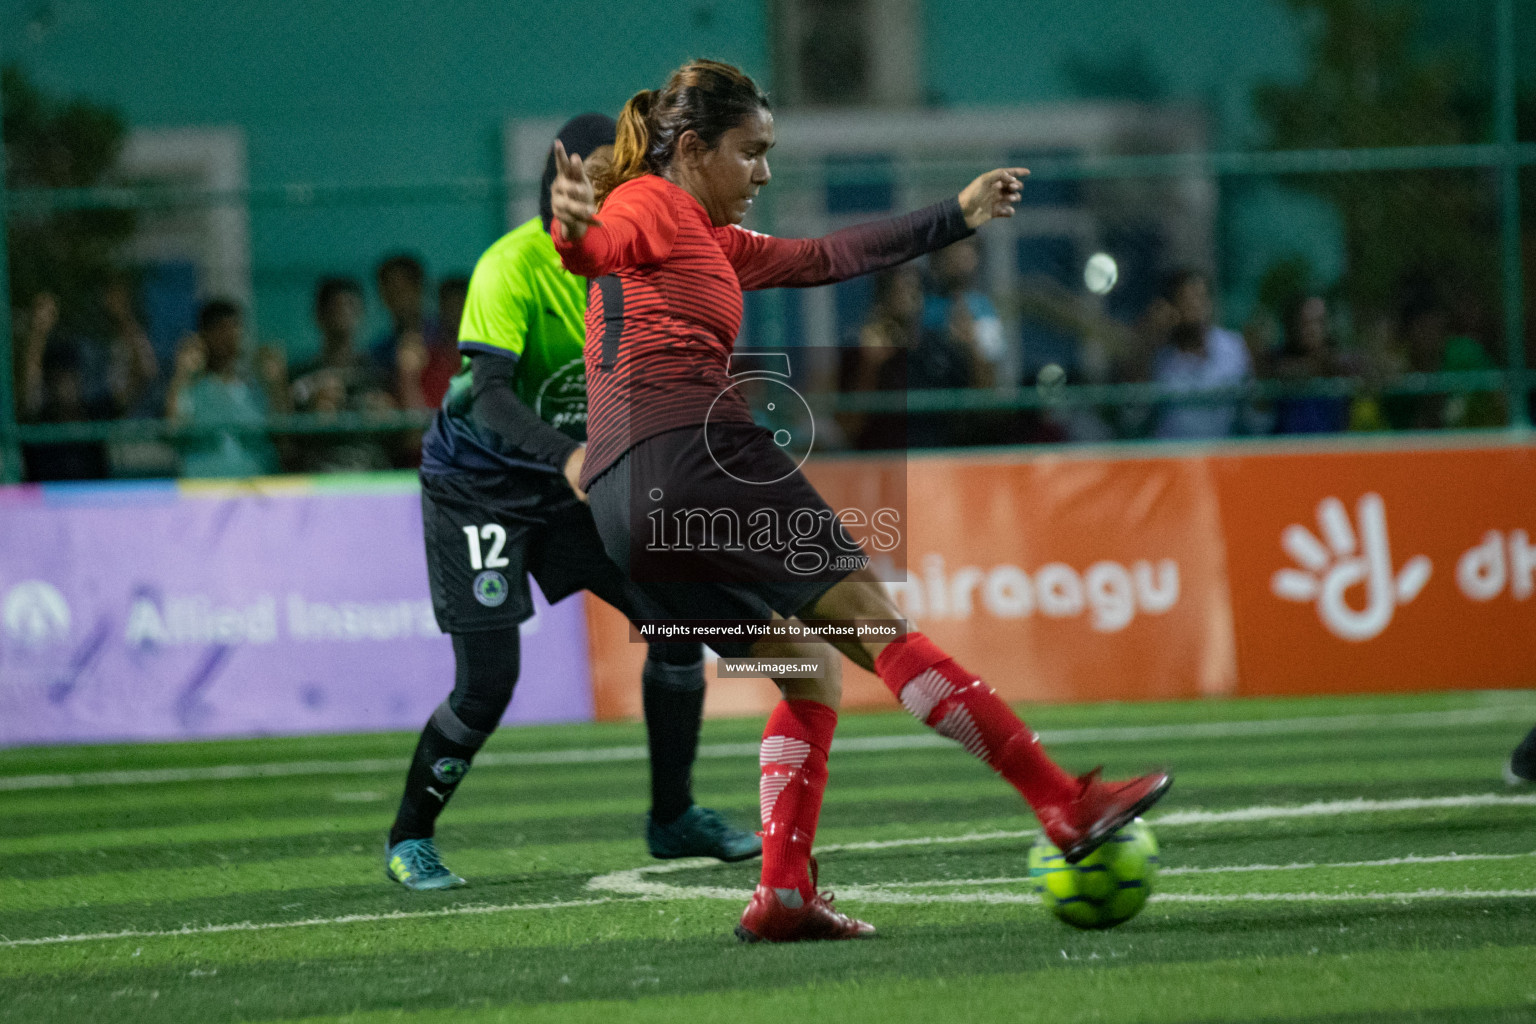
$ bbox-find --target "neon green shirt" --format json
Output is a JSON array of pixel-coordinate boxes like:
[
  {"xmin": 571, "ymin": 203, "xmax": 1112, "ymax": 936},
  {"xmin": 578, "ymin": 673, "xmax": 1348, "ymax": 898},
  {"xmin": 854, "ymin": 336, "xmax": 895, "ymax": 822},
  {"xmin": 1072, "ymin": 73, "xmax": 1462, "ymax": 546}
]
[
  {"xmin": 422, "ymin": 218, "xmax": 590, "ymax": 475},
  {"xmin": 452, "ymin": 216, "xmax": 588, "ymax": 437}
]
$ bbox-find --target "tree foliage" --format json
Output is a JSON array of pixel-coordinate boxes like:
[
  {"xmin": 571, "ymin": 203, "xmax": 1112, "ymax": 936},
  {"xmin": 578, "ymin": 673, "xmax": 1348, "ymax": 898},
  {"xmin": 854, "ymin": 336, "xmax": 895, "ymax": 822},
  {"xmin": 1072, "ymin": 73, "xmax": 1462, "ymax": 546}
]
[
  {"xmin": 1252, "ymin": 0, "xmax": 1500, "ymax": 326},
  {"xmin": 3, "ymin": 64, "xmax": 136, "ymax": 316}
]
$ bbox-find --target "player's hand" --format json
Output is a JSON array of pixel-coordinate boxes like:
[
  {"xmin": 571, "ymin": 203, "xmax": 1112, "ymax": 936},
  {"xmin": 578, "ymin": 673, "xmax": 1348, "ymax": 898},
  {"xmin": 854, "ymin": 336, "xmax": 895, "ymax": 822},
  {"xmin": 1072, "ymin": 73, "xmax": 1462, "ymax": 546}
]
[
  {"xmin": 551, "ymin": 140, "xmax": 602, "ymax": 242},
  {"xmin": 563, "ymin": 445, "xmax": 588, "ymax": 501},
  {"xmin": 958, "ymin": 167, "xmax": 1029, "ymax": 229}
]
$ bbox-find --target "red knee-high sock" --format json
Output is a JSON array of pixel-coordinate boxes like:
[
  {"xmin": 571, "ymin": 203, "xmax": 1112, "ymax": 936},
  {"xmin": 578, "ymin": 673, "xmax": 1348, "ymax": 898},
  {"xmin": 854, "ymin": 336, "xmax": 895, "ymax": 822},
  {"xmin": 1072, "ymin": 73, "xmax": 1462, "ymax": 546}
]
[
  {"xmin": 758, "ymin": 699, "xmax": 837, "ymax": 901},
  {"xmin": 874, "ymin": 632, "xmax": 1077, "ymax": 814}
]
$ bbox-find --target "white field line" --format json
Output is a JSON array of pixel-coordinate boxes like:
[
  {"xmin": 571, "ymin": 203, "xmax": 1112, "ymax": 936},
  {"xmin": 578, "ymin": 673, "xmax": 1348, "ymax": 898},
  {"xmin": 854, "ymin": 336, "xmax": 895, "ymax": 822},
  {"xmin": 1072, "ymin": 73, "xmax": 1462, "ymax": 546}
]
[
  {"xmin": 583, "ymin": 796, "xmax": 1536, "ymax": 900},
  {"xmin": 1154, "ymin": 792, "xmax": 1536, "ymax": 826},
  {"xmin": 0, "ymin": 898, "xmax": 620, "ymax": 948},
  {"xmin": 7, "ymin": 883, "xmax": 1532, "ymax": 948},
  {"xmin": 818, "ymin": 829, "xmax": 1037, "ymax": 853},
  {"xmin": 8, "ymin": 808, "xmax": 1536, "ymax": 948},
  {"xmin": 585, "ymin": 862, "xmax": 1536, "ymax": 905},
  {"xmin": 1153, "ymin": 889, "xmax": 1536, "ymax": 905},
  {"xmin": 5, "ymin": 704, "xmax": 1535, "ymax": 793},
  {"xmin": 799, "ymin": 850, "xmax": 1536, "ymax": 888},
  {"xmin": 822, "ymin": 888, "xmax": 1536, "ymax": 906},
  {"xmin": 772, "ymin": 794, "xmax": 1536, "ymax": 857},
  {"xmin": 1161, "ymin": 850, "xmax": 1536, "ymax": 875}
]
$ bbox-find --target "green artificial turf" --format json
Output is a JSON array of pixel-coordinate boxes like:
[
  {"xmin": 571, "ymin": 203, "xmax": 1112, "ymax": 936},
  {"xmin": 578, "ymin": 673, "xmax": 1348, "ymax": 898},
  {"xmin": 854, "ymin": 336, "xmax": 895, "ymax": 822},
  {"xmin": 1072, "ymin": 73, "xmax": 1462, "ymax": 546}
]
[{"xmin": 3, "ymin": 691, "xmax": 1535, "ymax": 1022}]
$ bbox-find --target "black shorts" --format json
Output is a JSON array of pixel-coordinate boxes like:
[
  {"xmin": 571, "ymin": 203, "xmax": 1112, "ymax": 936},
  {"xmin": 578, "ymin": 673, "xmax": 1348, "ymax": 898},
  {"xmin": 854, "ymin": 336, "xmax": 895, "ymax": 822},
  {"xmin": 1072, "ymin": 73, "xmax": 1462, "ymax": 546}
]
[
  {"xmin": 586, "ymin": 423, "xmax": 866, "ymax": 656},
  {"xmin": 421, "ymin": 469, "xmax": 649, "ymax": 633}
]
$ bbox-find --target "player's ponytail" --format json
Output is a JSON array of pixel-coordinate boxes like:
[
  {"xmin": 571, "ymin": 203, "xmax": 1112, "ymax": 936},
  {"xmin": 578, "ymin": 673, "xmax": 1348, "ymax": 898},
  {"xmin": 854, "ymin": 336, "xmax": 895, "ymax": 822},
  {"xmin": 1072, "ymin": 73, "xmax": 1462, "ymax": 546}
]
[
  {"xmin": 594, "ymin": 60, "xmax": 769, "ymax": 203},
  {"xmin": 595, "ymin": 90, "xmax": 656, "ymax": 201}
]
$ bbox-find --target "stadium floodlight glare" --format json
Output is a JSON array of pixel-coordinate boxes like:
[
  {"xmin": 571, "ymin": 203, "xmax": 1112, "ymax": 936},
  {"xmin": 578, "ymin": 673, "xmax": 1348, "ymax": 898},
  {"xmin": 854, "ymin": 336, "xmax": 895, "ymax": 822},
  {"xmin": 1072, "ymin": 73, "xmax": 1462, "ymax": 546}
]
[{"xmin": 1084, "ymin": 252, "xmax": 1119, "ymax": 295}]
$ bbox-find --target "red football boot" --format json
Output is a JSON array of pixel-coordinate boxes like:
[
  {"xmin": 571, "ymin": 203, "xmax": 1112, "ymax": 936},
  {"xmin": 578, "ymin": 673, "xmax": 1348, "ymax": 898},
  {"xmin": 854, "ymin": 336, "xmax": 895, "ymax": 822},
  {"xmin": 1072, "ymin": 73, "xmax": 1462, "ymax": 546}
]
[
  {"xmin": 735, "ymin": 860, "xmax": 876, "ymax": 943},
  {"xmin": 1038, "ymin": 768, "xmax": 1173, "ymax": 864}
]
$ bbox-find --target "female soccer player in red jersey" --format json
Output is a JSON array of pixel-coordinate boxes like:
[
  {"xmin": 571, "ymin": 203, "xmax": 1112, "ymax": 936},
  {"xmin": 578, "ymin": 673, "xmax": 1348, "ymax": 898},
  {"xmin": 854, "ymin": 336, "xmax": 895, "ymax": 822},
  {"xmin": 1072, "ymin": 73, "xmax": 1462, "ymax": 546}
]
[{"xmin": 551, "ymin": 60, "xmax": 1171, "ymax": 943}]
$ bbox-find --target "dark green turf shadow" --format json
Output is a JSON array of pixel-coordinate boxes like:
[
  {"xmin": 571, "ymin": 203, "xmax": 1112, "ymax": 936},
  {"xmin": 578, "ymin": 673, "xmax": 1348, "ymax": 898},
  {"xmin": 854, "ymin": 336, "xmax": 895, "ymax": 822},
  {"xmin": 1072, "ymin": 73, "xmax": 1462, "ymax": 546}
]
[
  {"xmin": 3, "ymin": 771, "xmax": 667, "ymax": 839},
  {"xmin": 2, "ymin": 810, "xmax": 690, "ymax": 881},
  {"xmin": 6, "ymin": 899, "xmax": 1535, "ymax": 1023}
]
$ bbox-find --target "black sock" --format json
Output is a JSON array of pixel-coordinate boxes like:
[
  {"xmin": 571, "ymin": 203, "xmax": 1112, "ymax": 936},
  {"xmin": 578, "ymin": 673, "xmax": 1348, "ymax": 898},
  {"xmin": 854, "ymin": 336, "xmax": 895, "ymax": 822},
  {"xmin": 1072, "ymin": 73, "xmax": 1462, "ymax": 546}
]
[
  {"xmin": 642, "ymin": 644, "xmax": 706, "ymax": 826},
  {"xmin": 389, "ymin": 702, "xmax": 490, "ymax": 846},
  {"xmin": 1512, "ymin": 724, "xmax": 1536, "ymax": 778}
]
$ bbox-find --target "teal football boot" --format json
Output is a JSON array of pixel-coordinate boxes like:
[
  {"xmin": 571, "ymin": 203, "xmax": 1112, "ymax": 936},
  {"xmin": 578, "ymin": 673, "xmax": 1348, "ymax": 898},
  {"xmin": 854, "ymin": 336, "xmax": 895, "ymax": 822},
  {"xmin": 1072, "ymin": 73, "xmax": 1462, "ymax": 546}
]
[
  {"xmin": 647, "ymin": 805, "xmax": 762, "ymax": 862},
  {"xmin": 385, "ymin": 837, "xmax": 467, "ymax": 891}
]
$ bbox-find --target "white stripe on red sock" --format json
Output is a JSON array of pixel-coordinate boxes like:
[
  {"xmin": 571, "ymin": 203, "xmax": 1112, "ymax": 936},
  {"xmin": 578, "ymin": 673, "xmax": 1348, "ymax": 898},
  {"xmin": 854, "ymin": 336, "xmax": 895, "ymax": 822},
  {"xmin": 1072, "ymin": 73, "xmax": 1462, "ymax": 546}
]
[
  {"xmin": 898, "ymin": 669, "xmax": 956, "ymax": 722},
  {"xmin": 760, "ymin": 736, "xmax": 812, "ymax": 768},
  {"xmin": 935, "ymin": 705, "xmax": 989, "ymax": 759},
  {"xmin": 759, "ymin": 736, "xmax": 814, "ymax": 825}
]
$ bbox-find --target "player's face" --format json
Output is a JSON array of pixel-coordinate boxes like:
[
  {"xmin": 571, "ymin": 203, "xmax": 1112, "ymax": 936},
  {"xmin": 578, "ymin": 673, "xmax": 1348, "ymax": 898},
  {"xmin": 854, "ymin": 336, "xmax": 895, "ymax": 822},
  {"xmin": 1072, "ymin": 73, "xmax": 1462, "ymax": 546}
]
[{"xmin": 697, "ymin": 107, "xmax": 773, "ymax": 226}]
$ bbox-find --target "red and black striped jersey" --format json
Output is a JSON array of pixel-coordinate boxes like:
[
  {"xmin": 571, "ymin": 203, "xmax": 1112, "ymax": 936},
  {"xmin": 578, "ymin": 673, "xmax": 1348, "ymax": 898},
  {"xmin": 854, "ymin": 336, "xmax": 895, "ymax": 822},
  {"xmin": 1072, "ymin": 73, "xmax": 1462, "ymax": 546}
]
[{"xmin": 553, "ymin": 173, "xmax": 972, "ymax": 487}]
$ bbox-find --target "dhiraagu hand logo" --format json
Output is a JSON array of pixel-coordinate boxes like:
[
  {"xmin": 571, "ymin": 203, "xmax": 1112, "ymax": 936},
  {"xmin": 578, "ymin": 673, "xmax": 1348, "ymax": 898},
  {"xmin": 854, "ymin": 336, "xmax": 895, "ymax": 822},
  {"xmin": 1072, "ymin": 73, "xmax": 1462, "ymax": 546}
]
[{"xmin": 1270, "ymin": 493, "xmax": 1432, "ymax": 642}]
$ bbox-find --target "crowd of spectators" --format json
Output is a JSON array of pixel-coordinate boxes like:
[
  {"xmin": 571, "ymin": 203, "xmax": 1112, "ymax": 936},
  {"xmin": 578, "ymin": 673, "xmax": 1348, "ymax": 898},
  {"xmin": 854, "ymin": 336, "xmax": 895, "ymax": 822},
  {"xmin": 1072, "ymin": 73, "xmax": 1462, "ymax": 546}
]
[
  {"xmin": 838, "ymin": 243, "xmax": 1514, "ymax": 452},
  {"xmin": 7, "ymin": 240, "xmax": 1519, "ymax": 480},
  {"xmin": 10, "ymin": 254, "xmax": 468, "ymax": 481}
]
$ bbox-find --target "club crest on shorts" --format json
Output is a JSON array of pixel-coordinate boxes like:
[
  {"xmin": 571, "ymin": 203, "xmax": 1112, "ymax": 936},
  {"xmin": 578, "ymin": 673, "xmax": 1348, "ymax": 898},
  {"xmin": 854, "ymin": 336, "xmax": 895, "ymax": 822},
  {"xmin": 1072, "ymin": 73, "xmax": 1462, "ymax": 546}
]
[
  {"xmin": 472, "ymin": 570, "xmax": 508, "ymax": 607},
  {"xmin": 431, "ymin": 757, "xmax": 469, "ymax": 784}
]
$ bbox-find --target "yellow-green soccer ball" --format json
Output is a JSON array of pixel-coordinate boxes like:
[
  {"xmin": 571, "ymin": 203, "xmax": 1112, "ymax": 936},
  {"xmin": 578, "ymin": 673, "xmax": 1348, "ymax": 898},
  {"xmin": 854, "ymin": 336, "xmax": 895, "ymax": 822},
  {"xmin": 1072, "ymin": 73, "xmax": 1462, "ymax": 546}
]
[{"xmin": 1027, "ymin": 819, "xmax": 1159, "ymax": 929}]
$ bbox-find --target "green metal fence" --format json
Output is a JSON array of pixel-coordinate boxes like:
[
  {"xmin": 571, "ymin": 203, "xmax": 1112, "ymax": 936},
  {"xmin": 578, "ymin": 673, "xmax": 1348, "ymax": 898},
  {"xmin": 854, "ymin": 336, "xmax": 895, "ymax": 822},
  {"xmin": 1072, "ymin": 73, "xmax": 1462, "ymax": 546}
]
[
  {"xmin": 0, "ymin": 65, "xmax": 16, "ymax": 483},
  {"xmin": 1, "ymin": 0, "xmax": 1530, "ymax": 483}
]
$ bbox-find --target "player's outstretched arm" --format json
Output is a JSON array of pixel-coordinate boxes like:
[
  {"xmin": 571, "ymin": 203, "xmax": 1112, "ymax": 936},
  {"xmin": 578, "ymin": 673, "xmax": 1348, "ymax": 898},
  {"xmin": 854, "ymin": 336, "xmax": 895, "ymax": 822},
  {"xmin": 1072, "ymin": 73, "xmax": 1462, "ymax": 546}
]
[{"xmin": 724, "ymin": 165, "xmax": 1029, "ymax": 292}]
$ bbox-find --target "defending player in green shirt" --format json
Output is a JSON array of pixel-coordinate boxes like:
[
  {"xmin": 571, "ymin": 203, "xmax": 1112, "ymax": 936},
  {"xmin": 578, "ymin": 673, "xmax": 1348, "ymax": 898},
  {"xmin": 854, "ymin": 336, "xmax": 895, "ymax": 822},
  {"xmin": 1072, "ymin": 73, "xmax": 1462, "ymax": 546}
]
[{"xmin": 386, "ymin": 114, "xmax": 759, "ymax": 890}]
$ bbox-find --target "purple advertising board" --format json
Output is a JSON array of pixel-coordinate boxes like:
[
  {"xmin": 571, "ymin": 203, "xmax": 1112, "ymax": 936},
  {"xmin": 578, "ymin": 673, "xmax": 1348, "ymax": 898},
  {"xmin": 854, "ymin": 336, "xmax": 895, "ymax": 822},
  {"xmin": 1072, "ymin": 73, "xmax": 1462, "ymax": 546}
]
[{"xmin": 0, "ymin": 477, "xmax": 594, "ymax": 747}]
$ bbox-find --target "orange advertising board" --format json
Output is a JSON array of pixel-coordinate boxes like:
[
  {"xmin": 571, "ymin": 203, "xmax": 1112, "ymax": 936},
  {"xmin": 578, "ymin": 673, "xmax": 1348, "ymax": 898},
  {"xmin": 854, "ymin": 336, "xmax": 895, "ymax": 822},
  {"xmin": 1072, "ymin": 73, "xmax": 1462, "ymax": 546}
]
[
  {"xmin": 584, "ymin": 439, "xmax": 1535, "ymax": 722},
  {"xmin": 1212, "ymin": 441, "xmax": 1536, "ymax": 695},
  {"xmin": 586, "ymin": 450, "xmax": 1238, "ymax": 721}
]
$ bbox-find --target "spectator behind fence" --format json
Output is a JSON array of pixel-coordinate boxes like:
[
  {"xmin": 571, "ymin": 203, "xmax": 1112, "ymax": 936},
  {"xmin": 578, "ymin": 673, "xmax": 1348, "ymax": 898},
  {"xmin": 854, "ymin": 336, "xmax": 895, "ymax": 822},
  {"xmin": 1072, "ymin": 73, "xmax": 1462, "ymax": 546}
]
[
  {"xmin": 16, "ymin": 280, "xmax": 159, "ymax": 420},
  {"xmin": 837, "ymin": 266, "xmax": 921, "ymax": 450},
  {"xmin": 288, "ymin": 277, "xmax": 395, "ymax": 473},
  {"xmin": 1270, "ymin": 294, "xmax": 1353, "ymax": 435},
  {"xmin": 1150, "ymin": 269, "xmax": 1251, "ymax": 439},
  {"xmin": 922, "ymin": 239, "xmax": 1007, "ymax": 385},
  {"xmin": 14, "ymin": 292, "xmax": 111, "ymax": 480},
  {"xmin": 96, "ymin": 273, "xmax": 162, "ymax": 418},
  {"xmin": 909, "ymin": 280, "xmax": 998, "ymax": 448},
  {"xmin": 1385, "ymin": 278, "xmax": 1505, "ymax": 431},
  {"xmin": 419, "ymin": 275, "xmax": 468, "ymax": 408},
  {"xmin": 368, "ymin": 253, "xmax": 437, "ymax": 409},
  {"xmin": 166, "ymin": 299, "xmax": 284, "ymax": 478}
]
